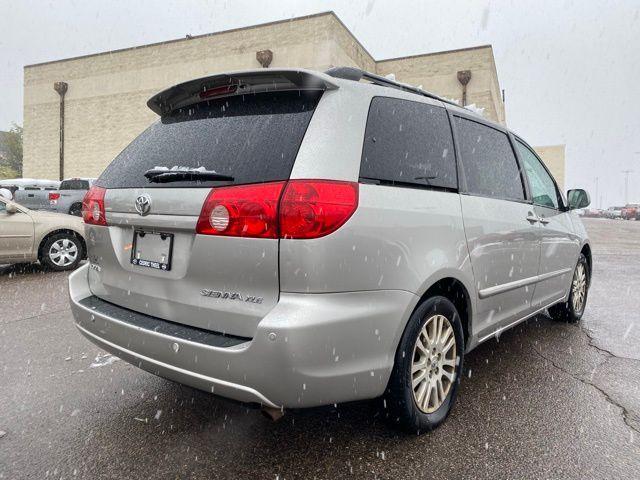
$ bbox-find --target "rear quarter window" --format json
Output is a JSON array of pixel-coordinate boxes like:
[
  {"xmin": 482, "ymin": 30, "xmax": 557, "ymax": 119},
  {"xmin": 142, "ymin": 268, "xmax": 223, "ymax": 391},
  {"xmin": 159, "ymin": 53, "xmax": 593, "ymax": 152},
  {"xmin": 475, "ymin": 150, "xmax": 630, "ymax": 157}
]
[
  {"xmin": 60, "ymin": 180, "xmax": 90, "ymax": 190},
  {"xmin": 96, "ymin": 91, "xmax": 321, "ymax": 189},
  {"xmin": 360, "ymin": 97, "xmax": 457, "ymax": 190}
]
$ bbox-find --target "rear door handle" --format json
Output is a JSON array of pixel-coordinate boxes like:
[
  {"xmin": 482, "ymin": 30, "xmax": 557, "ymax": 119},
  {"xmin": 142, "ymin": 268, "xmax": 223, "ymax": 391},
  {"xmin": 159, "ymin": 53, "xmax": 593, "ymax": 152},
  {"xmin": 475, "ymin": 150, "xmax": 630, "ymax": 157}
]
[{"xmin": 526, "ymin": 213, "xmax": 539, "ymax": 223}]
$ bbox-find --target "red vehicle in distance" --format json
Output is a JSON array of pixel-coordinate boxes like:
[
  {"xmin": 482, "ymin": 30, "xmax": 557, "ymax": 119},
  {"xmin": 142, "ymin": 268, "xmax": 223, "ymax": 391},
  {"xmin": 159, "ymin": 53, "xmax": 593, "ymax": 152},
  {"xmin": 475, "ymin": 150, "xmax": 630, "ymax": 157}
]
[{"xmin": 621, "ymin": 204, "xmax": 640, "ymax": 220}]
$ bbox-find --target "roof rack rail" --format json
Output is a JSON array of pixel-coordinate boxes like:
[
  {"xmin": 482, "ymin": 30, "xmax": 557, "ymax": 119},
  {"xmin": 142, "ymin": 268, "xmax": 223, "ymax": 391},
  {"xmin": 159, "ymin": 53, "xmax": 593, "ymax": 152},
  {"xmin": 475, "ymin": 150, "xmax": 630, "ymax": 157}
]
[{"xmin": 324, "ymin": 66, "xmax": 460, "ymax": 108}]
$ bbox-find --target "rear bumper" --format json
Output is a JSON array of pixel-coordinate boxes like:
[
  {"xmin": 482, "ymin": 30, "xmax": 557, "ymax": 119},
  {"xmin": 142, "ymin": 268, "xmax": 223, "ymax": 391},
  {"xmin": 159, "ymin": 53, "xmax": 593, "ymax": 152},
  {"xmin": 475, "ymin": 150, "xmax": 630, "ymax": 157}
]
[{"xmin": 69, "ymin": 264, "xmax": 418, "ymax": 408}]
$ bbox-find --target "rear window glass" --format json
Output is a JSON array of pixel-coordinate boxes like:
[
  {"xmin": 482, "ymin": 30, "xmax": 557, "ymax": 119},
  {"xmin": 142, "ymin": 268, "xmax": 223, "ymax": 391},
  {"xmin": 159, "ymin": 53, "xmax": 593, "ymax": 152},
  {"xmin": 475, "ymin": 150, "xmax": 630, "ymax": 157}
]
[
  {"xmin": 96, "ymin": 91, "xmax": 321, "ymax": 189},
  {"xmin": 360, "ymin": 97, "xmax": 457, "ymax": 190},
  {"xmin": 455, "ymin": 117, "xmax": 525, "ymax": 201},
  {"xmin": 60, "ymin": 180, "xmax": 89, "ymax": 190}
]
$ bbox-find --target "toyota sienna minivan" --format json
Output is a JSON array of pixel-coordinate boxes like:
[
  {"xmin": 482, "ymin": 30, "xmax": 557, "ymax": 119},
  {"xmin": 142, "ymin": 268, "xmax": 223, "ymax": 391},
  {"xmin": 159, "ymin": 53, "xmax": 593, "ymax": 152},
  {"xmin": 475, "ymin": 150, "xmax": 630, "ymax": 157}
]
[{"xmin": 69, "ymin": 67, "xmax": 592, "ymax": 432}]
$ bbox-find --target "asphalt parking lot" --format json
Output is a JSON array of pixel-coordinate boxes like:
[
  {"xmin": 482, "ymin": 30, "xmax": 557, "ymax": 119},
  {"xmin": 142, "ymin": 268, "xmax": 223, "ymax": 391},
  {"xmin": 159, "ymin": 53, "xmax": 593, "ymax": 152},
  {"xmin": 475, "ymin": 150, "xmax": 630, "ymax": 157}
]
[{"xmin": 1, "ymin": 218, "xmax": 639, "ymax": 479}]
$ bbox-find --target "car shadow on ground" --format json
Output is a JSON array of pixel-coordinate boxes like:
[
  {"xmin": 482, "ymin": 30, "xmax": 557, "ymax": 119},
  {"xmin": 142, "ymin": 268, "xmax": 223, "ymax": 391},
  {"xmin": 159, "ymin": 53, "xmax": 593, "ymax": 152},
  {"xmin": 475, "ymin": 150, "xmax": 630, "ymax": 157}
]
[
  {"xmin": 0, "ymin": 263, "xmax": 49, "ymax": 276},
  {"xmin": 0, "ymin": 261, "xmax": 87, "ymax": 277}
]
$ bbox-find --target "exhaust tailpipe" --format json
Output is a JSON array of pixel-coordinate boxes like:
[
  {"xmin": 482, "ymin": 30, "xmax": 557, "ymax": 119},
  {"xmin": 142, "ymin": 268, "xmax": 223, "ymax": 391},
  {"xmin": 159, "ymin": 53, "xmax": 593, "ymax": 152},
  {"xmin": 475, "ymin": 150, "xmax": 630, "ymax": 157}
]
[{"xmin": 261, "ymin": 406, "xmax": 285, "ymax": 422}]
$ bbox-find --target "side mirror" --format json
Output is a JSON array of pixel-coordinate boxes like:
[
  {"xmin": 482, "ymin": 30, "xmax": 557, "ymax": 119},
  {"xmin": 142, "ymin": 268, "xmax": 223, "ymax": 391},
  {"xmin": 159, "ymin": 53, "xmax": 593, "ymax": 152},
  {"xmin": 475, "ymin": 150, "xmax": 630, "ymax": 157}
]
[
  {"xmin": 567, "ymin": 189, "xmax": 590, "ymax": 210},
  {"xmin": 5, "ymin": 203, "xmax": 19, "ymax": 214}
]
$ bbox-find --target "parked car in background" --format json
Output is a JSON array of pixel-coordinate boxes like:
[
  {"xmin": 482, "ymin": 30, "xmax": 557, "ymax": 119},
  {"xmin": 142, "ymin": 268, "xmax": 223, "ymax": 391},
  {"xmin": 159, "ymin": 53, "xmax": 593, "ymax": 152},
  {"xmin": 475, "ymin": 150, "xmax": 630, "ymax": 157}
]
[
  {"xmin": 621, "ymin": 204, "xmax": 640, "ymax": 220},
  {"xmin": 68, "ymin": 67, "xmax": 593, "ymax": 433},
  {"xmin": 0, "ymin": 195, "xmax": 86, "ymax": 270},
  {"xmin": 2, "ymin": 178, "xmax": 60, "ymax": 210},
  {"xmin": 604, "ymin": 206, "xmax": 623, "ymax": 219},
  {"xmin": 48, "ymin": 178, "xmax": 96, "ymax": 216},
  {"xmin": 582, "ymin": 208, "xmax": 604, "ymax": 218}
]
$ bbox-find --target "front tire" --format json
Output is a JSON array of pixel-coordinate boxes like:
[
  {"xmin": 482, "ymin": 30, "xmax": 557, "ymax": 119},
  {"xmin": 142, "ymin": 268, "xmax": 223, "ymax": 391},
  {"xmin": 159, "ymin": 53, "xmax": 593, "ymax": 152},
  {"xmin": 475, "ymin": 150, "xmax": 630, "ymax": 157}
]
[
  {"xmin": 384, "ymin": 296, "xmax": 464, "ymax": 433},
  {"xmin": 40, "ymin": 233, "xmax": 84, "ymax": 271},
  {"xmin": 548, "ymin": 253, "xmax": 589, "ymax": 323}
]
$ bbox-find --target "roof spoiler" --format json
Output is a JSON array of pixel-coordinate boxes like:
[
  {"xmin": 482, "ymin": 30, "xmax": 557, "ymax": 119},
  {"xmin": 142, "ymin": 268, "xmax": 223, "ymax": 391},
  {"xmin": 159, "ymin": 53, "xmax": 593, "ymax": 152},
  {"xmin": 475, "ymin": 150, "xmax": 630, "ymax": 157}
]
[{"xmin": 147, "ymin": 69, "xmax": 339, "ymax": 116}]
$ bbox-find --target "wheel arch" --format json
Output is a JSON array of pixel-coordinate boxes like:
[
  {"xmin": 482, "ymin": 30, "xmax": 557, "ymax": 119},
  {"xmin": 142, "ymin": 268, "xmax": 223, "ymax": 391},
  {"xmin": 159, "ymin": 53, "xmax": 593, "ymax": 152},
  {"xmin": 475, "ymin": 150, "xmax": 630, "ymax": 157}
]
[
  {"xmin": 410, "ymin": 275, "xmax": 474, "ymax": 349},
  {"xmin": 38, "ymin": 229, "xmax": 87, "ymax": 261},
  {"xmin": 580, "ymin": 242, "xmax": 592, "ymax": 278}
]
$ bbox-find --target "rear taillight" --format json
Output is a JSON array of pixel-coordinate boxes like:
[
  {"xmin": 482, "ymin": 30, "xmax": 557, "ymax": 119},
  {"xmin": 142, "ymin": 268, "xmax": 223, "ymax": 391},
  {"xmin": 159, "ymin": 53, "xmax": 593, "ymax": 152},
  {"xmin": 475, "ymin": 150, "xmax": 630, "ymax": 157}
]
[
  {"xmin": 196, "ymin": 182, "xmax": 285, "ymax": 238},
  {"xmin": 82, "ymin": 186, "xmax": 107, "ymax": 226},
  {"xmin": 48, "ymin": 192, "xmax": 60, "ymax": 205},
  {"xmin": 196, "ymin": 180, "xmax": 358, "ymax": 239},
  {"xmin": 280, "ymin": 180, "xmax": 358, "ymax": 239}
]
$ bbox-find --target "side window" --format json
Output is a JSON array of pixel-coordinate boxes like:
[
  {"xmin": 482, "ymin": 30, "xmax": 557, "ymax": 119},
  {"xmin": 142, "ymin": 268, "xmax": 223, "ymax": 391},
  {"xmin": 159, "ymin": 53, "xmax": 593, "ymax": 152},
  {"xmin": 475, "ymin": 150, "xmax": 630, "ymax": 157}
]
[
  {"xmin": 515, "ymin": 140, "xmax": 559, "ymax": 209},
  {"xmin": 0, "ymin": 202, "xmax": 6, "ymax": 213},
  {"xmin": 360, "ymin": 97, "xmax": 457, "ymax": 190},
  {"xmin": 60, "ymin": 180, "xmax": 89, "ymax": 190},
  {"xmin": 455, "ymin": 117, "xmax": 525, "ymax": 201}
]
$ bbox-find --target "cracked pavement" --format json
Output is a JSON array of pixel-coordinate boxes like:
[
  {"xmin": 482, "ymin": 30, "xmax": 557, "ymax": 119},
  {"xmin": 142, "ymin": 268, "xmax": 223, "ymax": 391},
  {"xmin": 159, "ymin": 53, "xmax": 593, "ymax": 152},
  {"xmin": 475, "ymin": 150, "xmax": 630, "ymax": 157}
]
[{"xmin": 1, "ymin": 218, "xmax": 639, "ymax": 479}]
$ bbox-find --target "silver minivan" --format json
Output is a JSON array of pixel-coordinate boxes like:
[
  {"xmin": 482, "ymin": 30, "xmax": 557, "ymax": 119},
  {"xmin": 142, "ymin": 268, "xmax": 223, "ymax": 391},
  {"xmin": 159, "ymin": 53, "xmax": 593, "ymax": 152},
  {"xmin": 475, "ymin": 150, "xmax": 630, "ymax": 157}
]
[{"xmin": 69, "ymin": 68, "xmax": 591, "ymax": 432}]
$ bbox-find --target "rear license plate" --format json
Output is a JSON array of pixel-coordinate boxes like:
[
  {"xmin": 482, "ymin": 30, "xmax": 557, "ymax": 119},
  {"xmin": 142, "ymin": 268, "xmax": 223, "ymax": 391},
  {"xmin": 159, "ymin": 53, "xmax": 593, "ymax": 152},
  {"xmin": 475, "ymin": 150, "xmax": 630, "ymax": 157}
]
[{"xmin": 131, "ymin": 230, "xmax": 173, "ymax": 271}]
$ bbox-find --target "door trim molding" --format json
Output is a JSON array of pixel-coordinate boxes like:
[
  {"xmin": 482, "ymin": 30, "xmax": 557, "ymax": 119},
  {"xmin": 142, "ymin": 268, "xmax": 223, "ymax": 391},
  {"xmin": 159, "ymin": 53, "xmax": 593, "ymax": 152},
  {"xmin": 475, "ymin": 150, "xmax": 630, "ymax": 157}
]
[
  {"xmin": 478, "ymin": 298, "xmax": 563, "ymax": 344},
  {"xmin": 478, "ymin": 267, "xmax": 572, "ymax": 299}
]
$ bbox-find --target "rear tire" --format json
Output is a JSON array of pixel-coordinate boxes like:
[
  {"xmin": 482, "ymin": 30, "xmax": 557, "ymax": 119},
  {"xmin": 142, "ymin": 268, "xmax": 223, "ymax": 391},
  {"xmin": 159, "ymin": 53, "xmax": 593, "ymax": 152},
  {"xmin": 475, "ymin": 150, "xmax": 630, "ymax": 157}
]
[
  {"xmin": 548, "ymin": 253, "xmax": 589, "ymax": 323},
  {"xmin": 40, "ymin": 233, "xmax": 84, "ymax": 271},
  {"xmin": 384, "ymin": 296, "xmax": 464, "ymax": 433},
  {"xmin": 68, "ymin": 203, "xmax": 82, "ymax": 216}
]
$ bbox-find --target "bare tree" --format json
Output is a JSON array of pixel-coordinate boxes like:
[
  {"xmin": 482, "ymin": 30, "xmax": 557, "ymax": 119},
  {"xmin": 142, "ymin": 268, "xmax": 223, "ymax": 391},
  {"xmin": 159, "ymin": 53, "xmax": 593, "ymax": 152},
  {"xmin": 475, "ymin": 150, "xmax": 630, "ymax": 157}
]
[{"xmin": 0, "ymin": 123, "xmax": 23, "ymax": 178}]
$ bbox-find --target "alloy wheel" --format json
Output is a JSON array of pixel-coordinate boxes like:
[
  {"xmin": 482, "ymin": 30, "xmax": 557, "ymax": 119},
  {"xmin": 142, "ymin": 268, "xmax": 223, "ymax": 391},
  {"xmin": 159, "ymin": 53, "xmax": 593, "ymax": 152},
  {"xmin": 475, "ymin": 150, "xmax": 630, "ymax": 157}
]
[
  {"xmin": 411, "ymin": 314, "xmax": 457, "ymax": 413},
  {"xmin": 571, "ymin": 262, "xmax": 587, "ymax": 313}
]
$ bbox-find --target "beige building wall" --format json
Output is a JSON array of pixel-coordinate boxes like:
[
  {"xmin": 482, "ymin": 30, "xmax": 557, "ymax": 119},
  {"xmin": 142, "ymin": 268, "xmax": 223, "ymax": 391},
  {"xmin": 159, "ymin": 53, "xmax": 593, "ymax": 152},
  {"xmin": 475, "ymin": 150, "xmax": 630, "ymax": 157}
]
[
  {"xmin": 23, "ymin": 11, "xmax": 505, "ymax": 179},
  {"xmin": 534, "ymin": 145, "xmax": 566, "ymax": 190}
]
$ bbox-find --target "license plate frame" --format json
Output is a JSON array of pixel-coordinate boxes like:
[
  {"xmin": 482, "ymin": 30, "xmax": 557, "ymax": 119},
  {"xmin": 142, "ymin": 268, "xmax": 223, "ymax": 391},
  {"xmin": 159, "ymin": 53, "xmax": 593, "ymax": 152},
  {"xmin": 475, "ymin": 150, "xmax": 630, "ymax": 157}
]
[{"xmin": 130, "ymin": 229, "xmax": 174, "ymax": 271}]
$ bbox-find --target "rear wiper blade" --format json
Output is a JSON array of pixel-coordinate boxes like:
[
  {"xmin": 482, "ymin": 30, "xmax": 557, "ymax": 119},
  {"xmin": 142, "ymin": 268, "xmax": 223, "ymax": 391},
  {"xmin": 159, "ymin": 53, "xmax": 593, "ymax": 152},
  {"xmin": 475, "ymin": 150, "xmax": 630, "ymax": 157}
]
[
  {"xmin": 359, "ymin": 176, "xmax": 455, "ymax": 192},
  {"xmin": 144, "ymin": 167, "xmax": 234, "ymax": 183}
]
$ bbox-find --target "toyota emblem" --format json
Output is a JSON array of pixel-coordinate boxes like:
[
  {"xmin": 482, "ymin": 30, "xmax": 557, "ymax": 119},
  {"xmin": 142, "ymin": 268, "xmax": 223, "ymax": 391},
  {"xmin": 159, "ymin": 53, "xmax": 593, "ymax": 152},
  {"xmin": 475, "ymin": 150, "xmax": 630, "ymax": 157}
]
[{"xmin": 135, "ymin": 194, "xmax": 152, "ymax": 216}]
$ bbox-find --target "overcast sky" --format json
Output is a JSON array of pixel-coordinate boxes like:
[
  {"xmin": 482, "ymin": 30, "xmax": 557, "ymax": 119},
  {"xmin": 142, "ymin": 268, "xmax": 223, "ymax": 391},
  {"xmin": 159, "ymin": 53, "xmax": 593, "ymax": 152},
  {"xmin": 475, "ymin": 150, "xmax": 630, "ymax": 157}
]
[{"xmin": 1, "ymin": 0, "xmax": 639, "ymax": 205}]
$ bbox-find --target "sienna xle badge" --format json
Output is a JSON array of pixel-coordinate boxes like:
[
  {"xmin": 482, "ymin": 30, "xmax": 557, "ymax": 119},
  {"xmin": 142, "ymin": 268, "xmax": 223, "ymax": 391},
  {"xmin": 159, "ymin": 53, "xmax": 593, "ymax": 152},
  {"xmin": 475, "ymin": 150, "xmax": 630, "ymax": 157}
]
[{"xmin": 69, "ymin": 67, "xmax": 592, "ymax": 432}]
